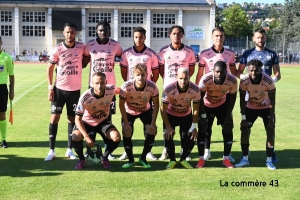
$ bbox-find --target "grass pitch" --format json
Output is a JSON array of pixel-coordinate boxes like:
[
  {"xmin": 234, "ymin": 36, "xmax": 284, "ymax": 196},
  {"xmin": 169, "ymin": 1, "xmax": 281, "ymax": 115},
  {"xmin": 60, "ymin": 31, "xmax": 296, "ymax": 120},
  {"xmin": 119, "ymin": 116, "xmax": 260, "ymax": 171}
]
[{"xmin": 0, "ymin": 63, "xmax": 299, "ymax": 199}]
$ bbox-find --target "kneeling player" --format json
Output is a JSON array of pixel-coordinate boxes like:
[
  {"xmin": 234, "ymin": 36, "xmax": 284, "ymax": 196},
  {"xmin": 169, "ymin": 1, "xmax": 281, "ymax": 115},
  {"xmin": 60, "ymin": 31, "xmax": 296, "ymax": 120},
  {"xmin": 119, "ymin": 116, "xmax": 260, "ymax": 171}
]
[
  {"xmin": 197, "ymin": 61, "xmax": 237, "ymax": 168},
  {"xmin": 72, "ymin": 72, "xmax": 121, "ymax": 170},
  {"xmin": 161, "ymin": 67, "xmax": 200, "ymax": 169},
  {"xmin": 119, "ymin": 63, "xmax": 159, "ymax": 168},
  {"xmin": 235, "ymin": 59, "xmax": 277, "ymax": 170}
]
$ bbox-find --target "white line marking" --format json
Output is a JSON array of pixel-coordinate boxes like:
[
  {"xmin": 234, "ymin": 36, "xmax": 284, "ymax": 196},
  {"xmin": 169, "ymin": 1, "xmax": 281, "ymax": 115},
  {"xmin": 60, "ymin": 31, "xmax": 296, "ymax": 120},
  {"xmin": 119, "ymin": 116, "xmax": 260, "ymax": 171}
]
[{"xmin": 7, "ymin": 79, "xmax": 47, "ymax": 107}]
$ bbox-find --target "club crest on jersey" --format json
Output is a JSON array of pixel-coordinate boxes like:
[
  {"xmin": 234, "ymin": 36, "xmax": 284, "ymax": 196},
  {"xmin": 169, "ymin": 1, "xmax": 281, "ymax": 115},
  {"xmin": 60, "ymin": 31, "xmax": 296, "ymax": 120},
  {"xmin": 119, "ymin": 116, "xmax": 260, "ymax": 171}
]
[
  {"xmin": 267, "ymin": 55, "xmax": 271, "ymax": 60},
  {"xmin": 77, "ymin": 105, "xmax": 83, "ymax": 111},
  {"xmin": 143, "ymin": 58, "xmax": 147, "ymax": 62},
  {"xmin": 108, "ymin": 49, "xmax": 112, "ymax": 53},
  {"xmin": 185, "ymin": 98, "xmax": 190, "ymax": 102},
  {"xmin": 143, "ymin": 97, "xmax": 147, "ymax": 100},
  {"xmin": 74, "ymin": 53, "xmax": 78, "ymax": 57},
  {"xmin": 0, "ymin": 65, "xmax": 4, "ymax": 72},
  {"xmin": 105, "ymin": 101, "xmax": 109, "ymax": 105}
]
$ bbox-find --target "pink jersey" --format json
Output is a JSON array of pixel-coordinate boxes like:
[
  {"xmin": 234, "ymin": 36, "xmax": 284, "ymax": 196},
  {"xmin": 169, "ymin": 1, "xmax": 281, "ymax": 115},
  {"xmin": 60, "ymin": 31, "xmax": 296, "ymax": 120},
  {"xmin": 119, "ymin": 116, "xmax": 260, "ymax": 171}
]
[
  {"xmin": 84, "ymin": 38, "xmax": 122, "ymax": 86},
  {"xmin": 76, "ymin": 85, "xmax": 116, "ymax": 126},
  {"xmin": 162, "ymin": 81, "xmax": 200, "ymax": 117},
  {"xmin": 199, "ymin": 47, "xmax": 235, "ymax": 74},
  {"xmin": 120, "ymin": 46, "xmax": 159, "ymax": 81},
  {"xmin": 158, "ymin": 44, "xmax": 196, "ymax": 88},
  {"xmin": 49, "ymin": 41, "xmax": 85, "ymax": 91},
  {"xmin": 199, "ymin": 72, "xmax": 237, "ymax": 108},
  {"xmin": 239, "ymin": 73, "xmax": 276, "ymax": 109},
  {"xmin": 119, "ymin": 80, "xmax": 159, "ymax": 115}
]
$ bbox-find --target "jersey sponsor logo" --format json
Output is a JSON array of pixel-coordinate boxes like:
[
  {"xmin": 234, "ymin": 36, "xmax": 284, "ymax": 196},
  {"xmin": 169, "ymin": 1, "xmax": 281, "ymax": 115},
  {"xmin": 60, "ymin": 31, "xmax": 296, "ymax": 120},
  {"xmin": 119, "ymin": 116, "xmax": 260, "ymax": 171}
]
[
  {"xmin": 90, "ymin": 110, "xmax": 107, "ymax": 119},
  {"xmin": 170, "ymin": 106, "xmax": 188, "ymax": 114}
]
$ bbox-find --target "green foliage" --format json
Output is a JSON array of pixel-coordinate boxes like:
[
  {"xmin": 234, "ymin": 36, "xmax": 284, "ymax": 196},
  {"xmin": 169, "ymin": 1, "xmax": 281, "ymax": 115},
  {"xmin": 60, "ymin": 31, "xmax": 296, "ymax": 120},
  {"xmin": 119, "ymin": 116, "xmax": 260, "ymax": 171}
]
[{"xmin": 221, "ymin": 5, "xmax": 253, "ymax": 37}]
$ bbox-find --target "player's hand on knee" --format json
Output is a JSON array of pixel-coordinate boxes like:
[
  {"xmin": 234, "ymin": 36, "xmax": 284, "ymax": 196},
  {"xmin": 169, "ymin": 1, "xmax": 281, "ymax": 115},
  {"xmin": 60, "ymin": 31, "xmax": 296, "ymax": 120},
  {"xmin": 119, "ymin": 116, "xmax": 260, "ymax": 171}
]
[
  {"xmin": 122, "ymin": 122, "xmax": 132, "ymax": 137},
  {"xmin": 189, "ymin": 129, "xmax": 198, "ymax": 141},
  {"xmin": 85, "ymin": 136, "xmax": 94, "ymax": 148},
  {"xmin": 145, "ymin": 124, "xmax": 157, "ymax": 136},
  {"xmin": 165, "ymin": 127, "xmax": 175, "ymax": 140},
  {"xmin": 48, "ymin": 90, "xmax": 54, "ymax": 101}
]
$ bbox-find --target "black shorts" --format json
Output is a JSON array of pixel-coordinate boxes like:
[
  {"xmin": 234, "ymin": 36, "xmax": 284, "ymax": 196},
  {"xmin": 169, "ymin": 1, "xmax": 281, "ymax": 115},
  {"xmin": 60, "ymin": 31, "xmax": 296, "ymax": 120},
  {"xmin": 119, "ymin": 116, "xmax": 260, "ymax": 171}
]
[
  {"xmin": 245, "ymin": 107, "xmax": 275, "ymax": 129},
  {"xmin": 0, "ymin": 84, "xmax": 8, "ymax": 112},
  {"xmin": 121, "ymin": 108, "xmax": 152, "ymax": 135},
  {"xmin": 50, "ymin": 87, "xmax": 80, "ymax": 116},
  {"xmin": 73, "ymin": 118, "xmax": 116, "ymax": 141},
  {"xmin": 205, "ymin": 102, "xmax": 231, "ymax": 127},
  {"xmin": 163, "ymin": 112, "xmax": 193, "ymax": 134}
]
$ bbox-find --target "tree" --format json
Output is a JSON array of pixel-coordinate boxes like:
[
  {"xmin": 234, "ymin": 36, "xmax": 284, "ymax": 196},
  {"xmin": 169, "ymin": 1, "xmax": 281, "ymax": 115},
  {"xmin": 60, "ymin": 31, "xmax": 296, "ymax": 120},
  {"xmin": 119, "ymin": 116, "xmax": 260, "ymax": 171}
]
[
  {"xmin": 220, "ymin": 4, "xmax": 252, "ymax": 37},
  {"xmin": 215, "ymin": 5, "xmax": 222, "ymax": 27}
]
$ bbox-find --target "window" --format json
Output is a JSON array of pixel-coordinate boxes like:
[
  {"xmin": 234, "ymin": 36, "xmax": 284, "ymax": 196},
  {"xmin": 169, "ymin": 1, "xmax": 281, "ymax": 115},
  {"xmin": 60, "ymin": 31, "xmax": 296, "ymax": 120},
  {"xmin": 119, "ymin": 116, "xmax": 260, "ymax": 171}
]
[
  {"xmin": 152, "ymin": 27, "xmax": 169, "ymax": 38},
  {"xmin": 88, "ymin": 12, "xmax": 111, "ymax": 23},
  {"xmin": 120, "ymin": 27, "xmax": 132, "ymax": 38},
  {"xmin": 88, "ymin": 26, "xmax": 96, "ymax": 37},
  {"xmin": 0, "ymin": 25, "xmax": 12, "ymax": 36},
  {"xmin": 22, "ymin": 11, "xmax": 45, "ymax": 22},
  {"xmin": 153, "ymin": 13, "xmax": 175, "ymax": 24},
  {"xmin": 0, "ymin": 11, "xmax": 12, "ymax": 22},
  {"xmin": 121, "ymin": 13, "xmax": 143, "ymax": 24},
  {"xmin": 22, "ymin": 26, "xmax": 45, "ymax": 36}
]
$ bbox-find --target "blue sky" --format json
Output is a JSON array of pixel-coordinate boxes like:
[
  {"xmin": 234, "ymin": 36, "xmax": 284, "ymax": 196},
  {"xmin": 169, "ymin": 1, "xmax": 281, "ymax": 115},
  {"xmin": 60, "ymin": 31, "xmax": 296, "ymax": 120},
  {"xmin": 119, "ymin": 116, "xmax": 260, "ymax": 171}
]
[{"xmin": 217, "ymin": 0, "xmax": 285, "ymax": 4}]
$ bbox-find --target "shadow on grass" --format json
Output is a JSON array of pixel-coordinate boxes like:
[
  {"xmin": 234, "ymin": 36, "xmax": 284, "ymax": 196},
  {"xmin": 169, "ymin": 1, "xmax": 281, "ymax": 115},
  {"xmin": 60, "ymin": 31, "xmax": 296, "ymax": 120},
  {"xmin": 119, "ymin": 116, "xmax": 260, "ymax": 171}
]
[{"xmin": 0, "ymin": 149, "xmax": 299, "ymax": 177}]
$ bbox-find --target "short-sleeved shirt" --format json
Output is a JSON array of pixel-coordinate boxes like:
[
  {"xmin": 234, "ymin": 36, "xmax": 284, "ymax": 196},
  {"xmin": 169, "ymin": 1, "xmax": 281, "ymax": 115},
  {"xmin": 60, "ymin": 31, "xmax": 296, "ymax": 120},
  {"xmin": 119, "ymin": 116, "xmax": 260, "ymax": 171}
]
[
  {"xmin": 239, "ymin": 73, "xmax": 276, "ymax": 110},
  {"xmin": 84, "ymin": 38, "xmax": 122, "ymax": 86},
  {"xmin": 162, "ymin": 81, "xmax": 201, "ymax": 117},
  {"xmin": 199, "ymin": 72, "xmax": 237, "ymax": 108},
  {"xmin": 49, "ymin": 41, "xmax": 85, "ymax": 91},
  {"xmin": 0, "ymin": 51, "xmax": 14, "ymax": 85},
  {"xmin": 239, "ymin": 47, "xmax": 279, "ymax": 76},
  {"xmin": 119, "ymin": 80, "xmax": 159, "ymax": 115},
  {"xmin": 199, "ymin": 47, "xmax": 236, "ymax": 74},
  {"xmin": 120, "ymin": 46, "xmax": 159, "ymax": 81},
  {"xmin": 75, "ymin": 85, "xmax": 116, "ymax": 126},
  {"xmin": 158, "ymin": 44, "xmax": 195, "ymax": 88}
]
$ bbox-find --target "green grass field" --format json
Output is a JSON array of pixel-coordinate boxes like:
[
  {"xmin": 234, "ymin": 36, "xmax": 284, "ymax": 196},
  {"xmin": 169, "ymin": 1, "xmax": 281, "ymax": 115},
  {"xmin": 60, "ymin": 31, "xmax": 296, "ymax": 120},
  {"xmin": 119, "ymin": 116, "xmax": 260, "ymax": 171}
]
[{"xmin": 1, "ymin": 63, "xmax": 300, "ymax": 199}]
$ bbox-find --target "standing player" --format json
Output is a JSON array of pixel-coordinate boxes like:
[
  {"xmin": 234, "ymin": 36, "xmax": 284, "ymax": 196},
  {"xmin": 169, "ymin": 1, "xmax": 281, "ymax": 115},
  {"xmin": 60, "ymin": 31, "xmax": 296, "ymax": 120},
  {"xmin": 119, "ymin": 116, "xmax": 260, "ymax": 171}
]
[
  {"xmin": 235, "ymin": 28, "xmax": 281, "ymax": 162},
  {"xmin": 158, "ymin": 25, "xmax": 196, "ymax": 160},
  {"xmin": 83, "ymin": 20, "xmax": 122, "ymax": 160},
  {"xmin": 196, "ymin": 61, "xmax": 237, "ymax": 168},
  {"xmin": 0, "ymin": 36, "xmax": 14, "ymax": 148},
  {"xmin": 119, "ymin": 63, "xmax": 159, "ymax": 168},
  {"xmin": 118, "ymin": 27, "xmax": 159, "ymax": 161},
  {"xmin": 45, "ymin": 23, "xmax": 84, "ymax": 161},
  {"xmin": 194, "ymin": 27, "xmax": 236, "ymax": 162},
  {"xmin": 235, "ymin": 60, "xmax": 277, "ymax": 170},
  {"xmin": 72, "ymin": 72, "xmax": 121, "ymax": 170},
  {"xmin": 161, "ymin": 67, "xmax": 200, "ymax": 169}
]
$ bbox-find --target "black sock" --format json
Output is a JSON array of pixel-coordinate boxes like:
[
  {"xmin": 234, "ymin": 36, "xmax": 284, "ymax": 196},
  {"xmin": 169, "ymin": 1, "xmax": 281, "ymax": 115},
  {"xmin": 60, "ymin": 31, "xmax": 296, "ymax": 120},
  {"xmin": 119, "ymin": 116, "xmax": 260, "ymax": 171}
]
[
  {"xmin": 197, "ymin": 129, "xmax": 205, "ymax": 157},
  {"xmin": 266, "ymin": 146, "xmax": 274, "ymax": 158},
  {"xmin": 72, "ymin": 140, "xmax": 84, "ymax": 160},
  {"xmin": 141, "ymin": 134, "xmax": 155, "ymax": 160},
  {"xmin": 68, "ymin": 123, "xmax": 75, "ymax": 149},
  {"xmin": 180, "ymin": 138, "xmax": 195, "ymax": 162},
  {"xmin": 103, "ymin": 139, "xmax": 120, "ymax": 159},
  {"xmin": 165, "ymin": 138, "xmax": 176, "ymax": 161},
  {"xmin": 222, "ymin": 131, "xmax": 233, "ymax": 157},
  {"xmin": 241, "ymin": 144, "xmax": 250, "ymax": 156},
  {"xmin": 123, "ymin": 137, "xmax": 134, "ymax": 163},
  {"xmin": 49, "ymin": 123, "xmax": 58, "ymax": 149}
]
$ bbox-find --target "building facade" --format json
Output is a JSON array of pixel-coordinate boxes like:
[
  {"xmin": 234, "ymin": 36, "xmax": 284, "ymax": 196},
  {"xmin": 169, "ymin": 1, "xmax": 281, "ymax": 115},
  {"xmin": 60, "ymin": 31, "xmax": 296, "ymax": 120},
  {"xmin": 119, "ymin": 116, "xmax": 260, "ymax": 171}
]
[{"xmin": 0, "ymin": 0, "xmax": 215, "ymax": 55}]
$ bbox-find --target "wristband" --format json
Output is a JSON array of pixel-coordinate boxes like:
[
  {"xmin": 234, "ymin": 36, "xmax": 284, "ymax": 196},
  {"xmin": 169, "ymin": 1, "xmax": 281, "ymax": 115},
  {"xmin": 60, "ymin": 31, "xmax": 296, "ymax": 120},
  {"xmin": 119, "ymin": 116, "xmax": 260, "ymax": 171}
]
[
  {"xmin": 240, "ymin": 74, "xmax": 246, "ymax": 79},
  {"xmin": 48, "ymin": 85, "xmax": 53, "ymax": 90},
  {"xmin": 242, "ymin": 115, "xmax": 246, "ymax": 120},
  {"xmin": 201, "ymin": 114, "xmax": 207, "ymax": 118},
  {"xmin": 272, "ymin": 77, "xmax": 278, "ymax": 83},
  {"xmin": 189, "ymin": 123, "xmax": 197, "ymax": 132}
]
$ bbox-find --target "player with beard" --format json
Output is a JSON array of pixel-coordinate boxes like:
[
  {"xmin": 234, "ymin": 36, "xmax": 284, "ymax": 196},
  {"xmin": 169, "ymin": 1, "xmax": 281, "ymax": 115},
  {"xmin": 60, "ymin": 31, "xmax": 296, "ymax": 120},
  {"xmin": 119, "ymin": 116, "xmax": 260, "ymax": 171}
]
[
  {"xmin": 118, "ymin": 27, "xmax": 159, "ymax": 161},
  {"xmin": 83, "ymin": 20, "xmax": 122, "ymax": 160},
  {"xmin": 235, "ymin": 60, "xmax": 277, "ymax": 170},
  {"xmin": 196, "ymin": 61, "xmax": 237, "ymax": 168},
  {"xmin": 161, "ymin": 67, "xmax": 200, "ymax": 169},
  {"xmin": 45, "ymin": 23, "xmax": 85, "ymax": 161},
  {"xmin": 194, "ymin": 27, "xmax": 236, "ymax": 162},
  {"xmin": 119, "ymin": 64, "xmax": 159, "ymax": 169},
  {"xmin": 158, "ymin": 25, "xmax": 196, "ymax": 161},
  {"xmin": 235, "ymin": 28, "xmax": 281, "ymax": 162},
  {"xmin": 72, "ymin": 72, "xmax": 121, "ymax": 170}
]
